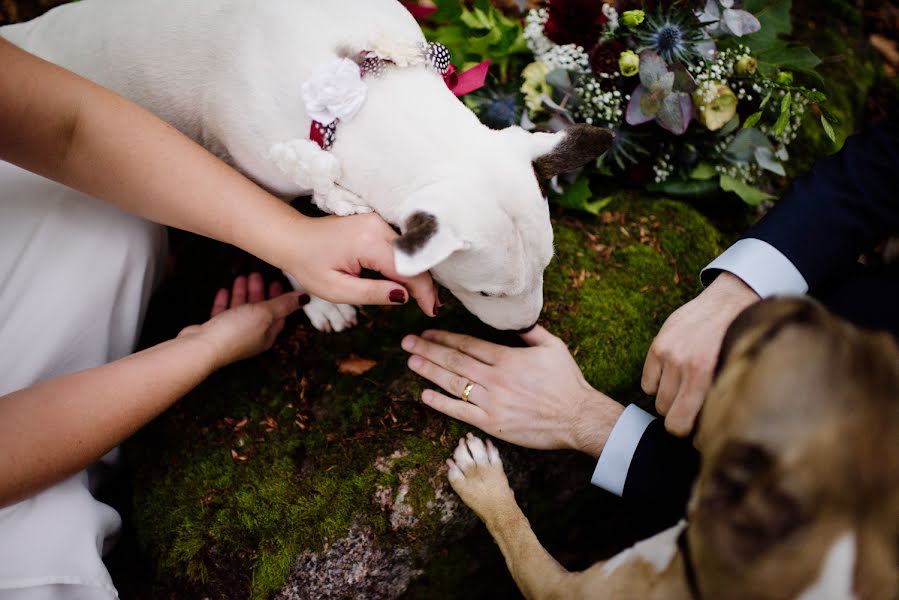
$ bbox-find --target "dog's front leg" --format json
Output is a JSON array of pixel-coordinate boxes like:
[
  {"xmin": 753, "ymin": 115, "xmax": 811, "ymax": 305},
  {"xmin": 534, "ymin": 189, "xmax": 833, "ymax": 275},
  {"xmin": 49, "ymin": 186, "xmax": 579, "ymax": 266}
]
[
  {"xmin": 448, "ymin": 434, "xmax": 576, "ymax": 599},
  {"xmin": 268, "ymin": 140, "xmax": 371, "ymax": 216}
]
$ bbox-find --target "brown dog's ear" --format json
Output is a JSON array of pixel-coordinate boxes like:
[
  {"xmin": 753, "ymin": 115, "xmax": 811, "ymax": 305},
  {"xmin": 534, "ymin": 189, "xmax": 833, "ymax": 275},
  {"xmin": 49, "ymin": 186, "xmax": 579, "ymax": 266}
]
[
  {"xmin": 393, "ymin": 211, "xmax": 466, "ymax": 276},
  {"xmin": 697, "ymin": 440, "xmax": 807, "ymax": 565},
  {"xmin": 532, "ymin": 124, "xmax": 614, "ymax": 181}
]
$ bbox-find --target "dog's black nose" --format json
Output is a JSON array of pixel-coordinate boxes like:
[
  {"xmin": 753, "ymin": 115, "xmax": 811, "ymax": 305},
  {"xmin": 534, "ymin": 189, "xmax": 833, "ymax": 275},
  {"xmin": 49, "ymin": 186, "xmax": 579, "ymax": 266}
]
[{"xmin": 510, "ymin": 321, "xmax": 538, "ymax": 335}]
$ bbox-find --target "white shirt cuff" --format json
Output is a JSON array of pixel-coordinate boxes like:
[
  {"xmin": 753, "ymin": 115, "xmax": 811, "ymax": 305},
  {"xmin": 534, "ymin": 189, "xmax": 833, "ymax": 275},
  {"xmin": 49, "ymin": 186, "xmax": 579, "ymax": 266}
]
[
  {"xmin": 590, "ymin": 404, "xmax": 655, "ymax": 496},
  {"xmin": 701, "ymin": 238, "xmax": 808, "ymax": 297}
]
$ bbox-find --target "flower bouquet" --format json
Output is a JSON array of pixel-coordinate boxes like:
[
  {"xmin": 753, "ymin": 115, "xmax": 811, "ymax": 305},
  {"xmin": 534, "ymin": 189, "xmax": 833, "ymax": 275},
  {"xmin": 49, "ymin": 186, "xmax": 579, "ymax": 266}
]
[{"xmin": 421, "ymin": 0, "xmax": 839, "ymax": 212}]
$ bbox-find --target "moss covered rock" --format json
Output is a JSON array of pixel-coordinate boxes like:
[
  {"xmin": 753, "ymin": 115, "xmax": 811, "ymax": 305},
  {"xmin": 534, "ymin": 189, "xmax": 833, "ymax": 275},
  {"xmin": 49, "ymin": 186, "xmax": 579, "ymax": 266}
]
[{"xmin": 127, "ymin": 195, "xmax": 720, "ymax": 599}]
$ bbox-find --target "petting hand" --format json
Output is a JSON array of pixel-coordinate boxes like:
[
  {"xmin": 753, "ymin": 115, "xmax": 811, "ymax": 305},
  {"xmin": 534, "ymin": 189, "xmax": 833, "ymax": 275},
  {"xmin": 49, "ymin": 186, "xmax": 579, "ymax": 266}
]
[
  {"xmin": 177, "ymin": 273, "xmax": 308, "ymax": 370},
  {"xmin": 288, "ymin": 212, "xmax": 439, "ymax": 317},
  {"xmin": 402, "ymin": 326, "xmax": 624, "ymax": 458},
  {"xmin": 642, "ymin": 272, "xmax": 760, "ymax": 437}
]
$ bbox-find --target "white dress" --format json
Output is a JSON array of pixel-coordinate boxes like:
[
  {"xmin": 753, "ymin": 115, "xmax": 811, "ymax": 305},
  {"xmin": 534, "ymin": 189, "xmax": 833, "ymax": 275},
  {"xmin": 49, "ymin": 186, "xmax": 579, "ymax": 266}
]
[{"xmin": 0, "ymin": 160, "xmax": 167, "ymax": 599}]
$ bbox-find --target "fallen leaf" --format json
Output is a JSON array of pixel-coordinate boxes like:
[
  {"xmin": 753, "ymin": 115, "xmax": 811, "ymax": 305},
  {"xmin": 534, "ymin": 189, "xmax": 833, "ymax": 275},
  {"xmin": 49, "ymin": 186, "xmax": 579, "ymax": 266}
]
[{"xmin": 337, "ymin": 355, "xmax": 378, "ymax": 375}]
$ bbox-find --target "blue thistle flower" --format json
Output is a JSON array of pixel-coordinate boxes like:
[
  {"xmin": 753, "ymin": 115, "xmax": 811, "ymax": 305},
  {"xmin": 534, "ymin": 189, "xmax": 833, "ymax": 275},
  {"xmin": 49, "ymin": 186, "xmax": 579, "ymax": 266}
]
[
  {"xmin": 466, "ymin": 85, "xmax": 523, "ymax": 130},
  {"xmin": 635, "ymin": 7, "xmax": 707, "ymax": 65}
]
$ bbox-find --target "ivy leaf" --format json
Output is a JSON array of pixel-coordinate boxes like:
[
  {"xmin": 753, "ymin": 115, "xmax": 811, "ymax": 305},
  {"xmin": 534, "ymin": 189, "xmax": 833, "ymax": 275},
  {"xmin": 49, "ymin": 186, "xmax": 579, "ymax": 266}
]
[
  {"xmin": 774, "ymin": 91, "xmax": 792, "ymax": 136},
  {"xmin": 720, "ymin": 174, "xmax": 777, "ymax": 205},
  {"xmin": 821, "ymin": 114, "xmax": 836, "ymax": 144}
]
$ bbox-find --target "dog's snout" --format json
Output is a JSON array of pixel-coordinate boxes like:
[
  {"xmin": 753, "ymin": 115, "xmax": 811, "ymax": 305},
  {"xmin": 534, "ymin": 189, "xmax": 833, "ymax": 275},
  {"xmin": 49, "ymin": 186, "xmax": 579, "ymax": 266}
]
[{"xmin": 511, "ymin": 321, "xmax": 538, "ymax": 335}]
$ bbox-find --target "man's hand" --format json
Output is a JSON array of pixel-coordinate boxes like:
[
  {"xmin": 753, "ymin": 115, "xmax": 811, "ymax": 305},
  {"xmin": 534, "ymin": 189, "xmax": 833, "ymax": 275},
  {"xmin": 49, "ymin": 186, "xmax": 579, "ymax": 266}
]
[
  {"xmin": 402, "ymin": 326, "xmax": 623, "ymax": 458},
  {"xmin": 642, "ymin": 272, "xmax": 760, "ymax": 437}
]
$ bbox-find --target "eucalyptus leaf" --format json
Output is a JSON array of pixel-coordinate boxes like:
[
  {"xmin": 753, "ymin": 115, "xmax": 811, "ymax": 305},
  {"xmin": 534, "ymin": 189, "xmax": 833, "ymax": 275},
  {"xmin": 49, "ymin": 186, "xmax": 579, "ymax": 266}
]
[
  {"xmin": 646, "ymin": 178, "xmax": 721, "ymax": 197},
  {"xmin": 753, "ymin": 146, "xmax": 786, "ymax": 176},
  {"xmin": 720, "ymin": 174, "xmax": 776, "ymax": 205},
  {"xmin": 718, "ymin": 114, "xmax": 741, "ymax": 136},
  {"xmin": 725, "ymin": 127, "xmax": 772, "ymax": 162}
]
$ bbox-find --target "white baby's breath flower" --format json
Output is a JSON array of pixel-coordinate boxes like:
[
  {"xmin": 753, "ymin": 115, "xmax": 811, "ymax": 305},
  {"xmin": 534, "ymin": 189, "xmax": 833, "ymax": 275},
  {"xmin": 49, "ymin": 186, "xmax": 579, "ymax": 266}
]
[
  {"xmin": 302, "ymin": 58, "xmax": 367, "ymax": 125},
  {"xmin": 368, "ymin": 33, "xmax": 424, "ymax": 67}
]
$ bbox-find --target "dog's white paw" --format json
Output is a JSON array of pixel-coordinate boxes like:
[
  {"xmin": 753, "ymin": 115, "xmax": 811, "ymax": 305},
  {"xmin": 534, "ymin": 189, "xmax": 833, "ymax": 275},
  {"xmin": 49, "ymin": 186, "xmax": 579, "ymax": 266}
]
[
  {"xmin": 447, "ymin": 434, "xmax": 511, "ymax": 514},
  {"xmin": 313, "ymin": 186, "xmax": 372, "ymax": 217},
  {"xmin": 303, "ymin": 296, "xmax": 358, "ymax": 332}
]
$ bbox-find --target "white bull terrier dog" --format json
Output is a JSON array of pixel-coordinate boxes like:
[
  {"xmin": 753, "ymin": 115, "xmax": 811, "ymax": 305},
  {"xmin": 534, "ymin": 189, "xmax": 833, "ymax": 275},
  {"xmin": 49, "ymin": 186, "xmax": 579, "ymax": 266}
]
[{"xmin": 1, "ymin": 0, "xmax": 613, "ymax": 332}]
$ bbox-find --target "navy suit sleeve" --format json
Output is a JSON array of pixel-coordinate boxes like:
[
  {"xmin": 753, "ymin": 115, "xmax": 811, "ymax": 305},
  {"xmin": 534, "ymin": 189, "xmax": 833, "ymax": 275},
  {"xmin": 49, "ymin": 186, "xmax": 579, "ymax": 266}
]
[
  {"xmin": 745, "ymin": 114, "xmax": 899, "ymax": 292},
  {"xmin": 621, "ymin": 419, "xmax": 699, "ymax": 520}
]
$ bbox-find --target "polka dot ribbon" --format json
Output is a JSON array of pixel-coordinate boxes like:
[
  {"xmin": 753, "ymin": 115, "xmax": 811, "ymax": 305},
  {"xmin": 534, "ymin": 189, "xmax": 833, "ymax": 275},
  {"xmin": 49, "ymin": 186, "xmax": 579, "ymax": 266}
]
[{"xmin": 309, "ymin": 42, "xmax": 490, "ymax": 151}]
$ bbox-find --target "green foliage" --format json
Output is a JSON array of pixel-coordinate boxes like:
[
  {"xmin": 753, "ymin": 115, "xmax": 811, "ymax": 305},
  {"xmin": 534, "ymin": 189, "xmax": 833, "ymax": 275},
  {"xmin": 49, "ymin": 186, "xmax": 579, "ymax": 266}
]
[
  {"xmin": 552, "ymin": 177, "xmax": 615, "ymax": 215},
  {"xmin": 425, "ymin": 0, "xmax": 529, "ymax": 79},
  {"xmin": 740, "ymin": 0, "xmax": 822, "ymax": 80},
  {"xmin": 719, "ymin": 173, "xmax": 776, "ymax": 205}
]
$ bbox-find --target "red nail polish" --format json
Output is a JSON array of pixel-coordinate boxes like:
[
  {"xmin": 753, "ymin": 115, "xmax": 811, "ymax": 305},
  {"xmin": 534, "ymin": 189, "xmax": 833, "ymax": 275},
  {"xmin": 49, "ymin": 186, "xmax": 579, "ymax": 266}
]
[
  {"xmin": 298, "ymin": 294, "xmax": 310, "ymax": 307},
  {"xmin": 389, "ymin": 289, "xmax": 406, "ymax": 304},
  {"xmin": 433, "ymin": 302, "xmax": 440, "ymax": 316},
  {"xmin": 437, "ymin": 290, "xmax": 445, "ymax": 307}
]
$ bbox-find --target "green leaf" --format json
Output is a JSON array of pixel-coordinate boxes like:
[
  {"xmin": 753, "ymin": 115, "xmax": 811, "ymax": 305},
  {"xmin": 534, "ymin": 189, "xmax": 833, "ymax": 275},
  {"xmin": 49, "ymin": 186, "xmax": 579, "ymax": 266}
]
[
  {"xmin": 430, "ymin": 0, "xmax": 463, "ymax": 22},
  {"xmin": 719, "ymin": 174, "xmax": 777, "ymax": 206},
  {"xmin": 553, "ymin": 177, "xmax": 613, "ymax": 215},
  {"xmin": 646, "ymin": 178, "xmax": 721, "ymax": 197},
  {"xmin": 742, "ymin": 0, "xmax": 792, "ymax": 51},
  {"xmin": 821, "ymin": 114, "xmax": 836, "ymax": 144},
  {"xmin": 460, "ymin": 7, "xmax": 492, "ymax": 30},
  {"xmin": 689, "ymin": 163, "xmax": 718, "ymax": 180},
  {"xmin": 774, "ymin": 91, "xmax": 792, "ymax": 136},
  {"xmin": 743, "ymin": 111, "xmax": 763, "ymax": 129},
  {"xmin": 759, "ymin": 91, "xmax": 773, "ymax": 109}
]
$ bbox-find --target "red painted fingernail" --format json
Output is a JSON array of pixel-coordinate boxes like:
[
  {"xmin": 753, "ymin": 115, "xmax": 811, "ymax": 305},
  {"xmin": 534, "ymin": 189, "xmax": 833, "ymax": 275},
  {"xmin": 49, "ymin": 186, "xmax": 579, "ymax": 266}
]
[
  {"xmin": 389, "ymin": 289, "xmax": 406, "ymax": 304},
  {"xmin": 437, "ymin": 290, "xmax": 445, "ymax": 307},
  {"xmin": 433, "ymin": 302, "xmax": 440, "ymax": 316},
  {"xmin": 298, "ymin": 294, "xmax": 310, "ymax": 307}
]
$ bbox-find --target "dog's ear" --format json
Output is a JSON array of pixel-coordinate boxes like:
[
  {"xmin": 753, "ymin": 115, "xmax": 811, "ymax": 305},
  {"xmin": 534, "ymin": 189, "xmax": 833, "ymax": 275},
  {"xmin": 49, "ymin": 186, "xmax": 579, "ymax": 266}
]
[
  {"xmin": 393, "ymin": 211, "xmax": 467, "ymax": 276},
  {"xmin": 531, "ymin": 124, "xmax": 614, "ymax": 182},
  {"xmin": 696, "ymin": 440, "xmax": 807, "ymax": 566}
]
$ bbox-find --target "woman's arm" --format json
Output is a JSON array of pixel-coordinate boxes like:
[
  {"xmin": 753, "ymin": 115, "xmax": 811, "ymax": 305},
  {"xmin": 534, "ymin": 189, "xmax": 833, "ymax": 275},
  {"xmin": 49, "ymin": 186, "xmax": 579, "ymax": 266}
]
[
  {"xmin": 0, "ymin": 275, "xmax": 303, "ymax": 508},
  {"xmin": 0, "ymin": 38, "xmax": 437, "ymax": 313}
]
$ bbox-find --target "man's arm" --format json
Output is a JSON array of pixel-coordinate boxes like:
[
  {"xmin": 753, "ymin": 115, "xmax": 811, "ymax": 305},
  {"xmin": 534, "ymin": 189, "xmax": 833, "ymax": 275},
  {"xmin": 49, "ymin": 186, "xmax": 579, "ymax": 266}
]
[{"xmin": 644, "ymin": 114, "xmax": 899, "ymax": 436}]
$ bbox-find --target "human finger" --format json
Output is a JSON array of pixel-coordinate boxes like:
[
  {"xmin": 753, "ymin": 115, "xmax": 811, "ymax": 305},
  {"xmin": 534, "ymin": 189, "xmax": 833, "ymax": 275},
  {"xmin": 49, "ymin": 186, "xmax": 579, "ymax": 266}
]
[
  {"xmin": 407, "ymin": 355, "xmax": 486, "ymax": 405},
  {"xmin": 446, "ymin": 458, "xmax": 463, "ymax": 483},
  {"xmin": 641, "ymin": 345, "xmax": 663, "ymax": 395},
  {"xmin": 211, "ymin": 288, "xmax": 230, "ymax": 317},
  {"xmin": 268, "ymin": 280, "xmax": 285, "ymax": 299},
  {"xmin": 230, "ymin": 275, "xmax": 248, "ymax": 307},
  {"xmin": 485, "ymin": 439, "xmax": 502, "ymax": 466},
  {"xmin": 519, "ymin": 324, "xmax": 559, "ymax": 348},
  {"xmin": 401, "ymin": 335, "xmax": 490, "ymax": 381},
  {"xmin": 248, "ymin": 272, "xmax": 265, "ymax": 304},
  {"xmin": 664, "ymin": 370, "xmax": 709, "ymax": 437},
  {"xmin": 419, "ymin": 330, "xmax": 504, "ymax": 365},
  {"xmin": 264, "ymin": 291, "xmax": 309, "ymax": 322},
  {"xmin": 654, "ymin": 366, "xmax": 680, "ymax": 416},
  {"xmin": 328, "ymin": 271, "xmax": 416, "ymax": 309},
  {"xmin": 421, "ymin": 389, "xmax": 488, "ymax": 427}
]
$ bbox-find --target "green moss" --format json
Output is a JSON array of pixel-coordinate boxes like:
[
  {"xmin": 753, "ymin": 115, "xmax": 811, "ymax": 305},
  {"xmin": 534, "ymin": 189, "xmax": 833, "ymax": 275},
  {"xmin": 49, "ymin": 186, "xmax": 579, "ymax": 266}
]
[{"xmin": 128, "ymin": 194, "xmax": 720, "ymax": 598}]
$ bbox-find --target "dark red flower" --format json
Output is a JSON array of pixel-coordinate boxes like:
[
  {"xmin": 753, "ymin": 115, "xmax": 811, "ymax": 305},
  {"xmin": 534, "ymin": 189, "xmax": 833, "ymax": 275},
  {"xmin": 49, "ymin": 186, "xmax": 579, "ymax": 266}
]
[
  {"xmin": 544, "ymin": 0, "xmax": 608, "ymax": 49},
  {"xmin": 589, "ymin": 39, "xmax": 626, "ymax": 75}
]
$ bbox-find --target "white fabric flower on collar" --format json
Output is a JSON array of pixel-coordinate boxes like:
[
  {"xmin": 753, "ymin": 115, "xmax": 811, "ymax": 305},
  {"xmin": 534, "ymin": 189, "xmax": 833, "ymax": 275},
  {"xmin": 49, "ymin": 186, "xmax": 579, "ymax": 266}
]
[
  {"xmin": 368, "ymin": 32, "xmax": 425, "ymax": 68},
  {"xmin": 302, "ymin": 58, "xmax": 368, "ymax": 125}
]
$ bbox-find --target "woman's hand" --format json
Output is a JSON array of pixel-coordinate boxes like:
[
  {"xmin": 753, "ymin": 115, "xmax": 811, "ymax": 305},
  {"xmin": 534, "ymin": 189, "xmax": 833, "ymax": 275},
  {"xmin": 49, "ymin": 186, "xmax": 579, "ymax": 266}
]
[
  {"xmin": 286, "ymin": 212, "xmax": 439, "ymax": 317},
  {"xmin": 177, "ymin": 273, "xmax": 308, "ymax": 370},
  {"xmin": 401, "ymin": 326, "xmax": 624, "ymax": 458}
]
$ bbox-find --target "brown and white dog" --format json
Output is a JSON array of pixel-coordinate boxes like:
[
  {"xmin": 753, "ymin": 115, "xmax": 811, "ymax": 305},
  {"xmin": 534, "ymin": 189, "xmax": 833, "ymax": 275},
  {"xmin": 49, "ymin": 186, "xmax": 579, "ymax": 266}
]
[{"xmin": 448, "ymin": 298, "xmax": 899, "ymax": 599}]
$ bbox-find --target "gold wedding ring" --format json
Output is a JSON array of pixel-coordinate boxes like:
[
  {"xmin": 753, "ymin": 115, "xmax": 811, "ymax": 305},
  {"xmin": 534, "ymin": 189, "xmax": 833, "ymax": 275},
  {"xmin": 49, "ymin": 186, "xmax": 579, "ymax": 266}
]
[{"xmin": 461, "ymin": 380, "xmax": 476, "ymax": 403}]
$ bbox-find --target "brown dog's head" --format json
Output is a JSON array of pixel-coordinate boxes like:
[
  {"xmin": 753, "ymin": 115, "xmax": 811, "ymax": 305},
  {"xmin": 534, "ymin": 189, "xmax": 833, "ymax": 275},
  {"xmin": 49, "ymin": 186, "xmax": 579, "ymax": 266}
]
[{"xmin": 687, "ymin": 298, "xmax": 899, "ymax": 600}]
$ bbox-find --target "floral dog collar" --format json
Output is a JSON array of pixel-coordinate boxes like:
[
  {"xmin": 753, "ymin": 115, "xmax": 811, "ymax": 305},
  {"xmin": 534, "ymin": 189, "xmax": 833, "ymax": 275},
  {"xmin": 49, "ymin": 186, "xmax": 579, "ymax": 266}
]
[{"xmin": 303, "ymin": 41, "xmax": 488, "ymax": 151}]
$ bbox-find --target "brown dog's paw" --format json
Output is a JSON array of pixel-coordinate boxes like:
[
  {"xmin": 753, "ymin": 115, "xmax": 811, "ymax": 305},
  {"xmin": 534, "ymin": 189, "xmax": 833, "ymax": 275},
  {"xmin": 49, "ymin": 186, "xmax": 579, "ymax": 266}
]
[{"xmin": 446, "ymin": 433, "xmax": 512, "ymax": 516}]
